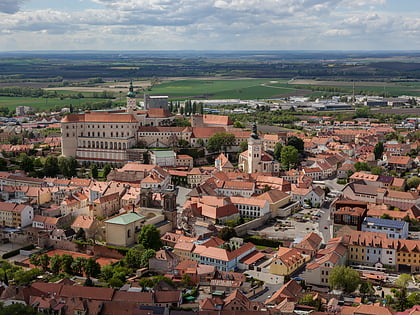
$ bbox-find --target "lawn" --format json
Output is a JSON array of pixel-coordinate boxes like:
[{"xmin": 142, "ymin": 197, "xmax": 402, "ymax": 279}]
[
  {"xmin": 147, "ymin": 79, "xmax": 300, "ymax": 99},
  {"xmin": 0, "ymin": 96, "xmax": 112, "ymax": 111}
]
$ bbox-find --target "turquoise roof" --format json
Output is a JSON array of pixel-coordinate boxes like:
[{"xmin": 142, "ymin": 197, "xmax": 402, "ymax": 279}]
[
  {"xmin": 105, "ymin": 212, "xmax": 145, "ymax": 225},
  {"xmin": 152, "ymin": 150, "xmax": 176, "ymax": 158}
]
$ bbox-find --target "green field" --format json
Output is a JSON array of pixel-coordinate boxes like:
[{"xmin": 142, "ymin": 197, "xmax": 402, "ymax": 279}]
[
  {"xmin": 147, "ymin": 79, "xmax": 299, "ymax": 99},
  {"xmin": 146, "ymin": 78, "xmax": 420, "ymax": 99},
  {"xmin": 0, "ymin": 96, "xmax": 113, "ymax": 111}
]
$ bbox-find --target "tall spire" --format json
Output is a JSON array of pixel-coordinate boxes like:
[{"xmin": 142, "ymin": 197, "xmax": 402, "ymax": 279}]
[
  {"xmin": 251, "ymin": 121, "xmax": 259, "ymax": 139},
  {"xmin": 127, "ymin": 80, "xmax": 136, "ymax": 98}
]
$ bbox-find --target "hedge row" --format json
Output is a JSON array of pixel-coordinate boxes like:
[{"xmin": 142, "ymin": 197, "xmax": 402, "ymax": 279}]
[
  {"xmin": 2, "ymin": 244, "xmax": 35, "ymax": 259},
  {"xmin": 73, "ymin": 240, "xmax": 129, "ymax": 255},
  {"xmin": 244, "ymin": 235, "xmax": 282, "ymax": 248}
]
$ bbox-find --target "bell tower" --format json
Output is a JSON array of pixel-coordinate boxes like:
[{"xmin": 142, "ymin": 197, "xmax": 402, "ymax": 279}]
[
  {"xmin": 247, "ymin": 121, "xmax": 262, "ymax": 173},
  {"xmin": 126, "ymin": 80, "xmax": 137, "ymax": 113},
  {"xmin": 162, "ymin": 190, "xmax": 177, "ymax": 230}
]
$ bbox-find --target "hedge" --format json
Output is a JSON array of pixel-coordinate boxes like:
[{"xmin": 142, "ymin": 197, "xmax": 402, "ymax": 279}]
[
  {"xmin": 2, "ymin": 244, "xmax": 35, "ymax": 259},
  {"xmin": 244, "ymin": 235, "xmax": 282, "ymax": 248}
]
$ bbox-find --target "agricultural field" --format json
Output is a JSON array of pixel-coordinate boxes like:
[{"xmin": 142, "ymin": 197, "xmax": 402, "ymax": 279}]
[
  {"xmin": 146, "ymin": 79, "xmax": 301, "ymax": 99},
  {"xmin": 0, "ymin": 96, "xmax": 113, "ymax": 112}
]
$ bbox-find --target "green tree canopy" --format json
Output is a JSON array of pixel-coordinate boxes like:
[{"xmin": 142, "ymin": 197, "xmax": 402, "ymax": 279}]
[
  {"xmin": 274, "ymin": 142, "xmax": 282, "ymax": 162},
  {"xmin": 281, "ymin": 145, "xmax": 298, "ymax": 170},
  {"xmin": 396, "ymin": 273, "xmax": 411, "ymax": 288},
  {"xmin": 43, "ymin": 156, "xmax": 59, "ymax": 177},
  {"xmin": 329, "ymin": 266, "xmax": 360, "ymax": 293},
  {"xmin": 238, "ymin": 140, "xmax": 248, "ymax": 153},
  {"xmin": 207, "ymin": 132, "xmax": 235, "ymax": 153},
  {"xmin": 103, "ymin": 164, "xmax": 112, "ymax": 178},
  {"xmin": 90, "ymin": 164, "xmax": 99, "ymax": 179},
  {"xmin": 287, "ymin": 136, "xmax": 304, "ymax": 153},
  {"xmin": 371, "ymin": 166, "xmax": 384, "ymax": 175},
  {"xmin": 219, "ymin": 226, "xmax": 237, "ymax": 241},
  {"xmin": 354, "ymin": 162, "xmax": 371, "ymax": 172},
  {"xmin": 374, "ymin": 141, "xmax": 384, "ymax": 160},
  {"xmin": 407, "ymin": 176, "xmax": 420, "ymax": 189},
  {"xmin": 359, "ymin": 281, "xmax": 375, "ymax": 296},
  {"xmin": 137, "ymin": 225, "xmax": 163, "ymax": 250}
]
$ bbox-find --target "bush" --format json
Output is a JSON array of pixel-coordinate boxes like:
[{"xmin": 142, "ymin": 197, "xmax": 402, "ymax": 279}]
[
  {"xmin": 2, "ymin": 244, "xmax": 35, "ymax": 259},
  {"xmin": 244, "ymin": 235, "xmax": 282, "ymax": 248}
]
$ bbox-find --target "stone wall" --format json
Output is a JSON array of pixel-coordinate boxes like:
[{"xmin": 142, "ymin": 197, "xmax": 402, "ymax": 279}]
[{"xmin": 234, "ymin": 213, "xmax": 272, "ymax": 237}]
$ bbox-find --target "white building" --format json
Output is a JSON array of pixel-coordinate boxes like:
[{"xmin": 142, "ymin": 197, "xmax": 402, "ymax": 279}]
[{"xmin": 362, "ymin": 217, "xmax": 409, "ymax": 239}]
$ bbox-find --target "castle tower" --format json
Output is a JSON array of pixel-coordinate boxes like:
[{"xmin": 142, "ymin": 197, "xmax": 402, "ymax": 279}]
[
  {"xmin": 162, "ymin": 190, "xmax": 177, "ymax": 230},
  {"xmin": 140, "ymin": 187, "xmax": 153, "ymax": 208},
  {"xmin": 247, "ymin": 121, "xmax": 262, "ymax": 173},
  {"xmin": 126, "ymin": 80, "xmax": 137, "ymax": 113}
]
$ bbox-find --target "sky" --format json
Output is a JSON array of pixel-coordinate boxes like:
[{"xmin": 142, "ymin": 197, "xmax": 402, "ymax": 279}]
[{"xmin": 0, "ymin": 0, "xmax": 419, "ymax": 51}]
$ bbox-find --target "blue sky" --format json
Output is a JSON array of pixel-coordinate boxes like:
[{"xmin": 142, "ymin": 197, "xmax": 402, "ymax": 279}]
[{"xmin": 0, "ymin": 0, "xmax": 419, "ymax": 51}]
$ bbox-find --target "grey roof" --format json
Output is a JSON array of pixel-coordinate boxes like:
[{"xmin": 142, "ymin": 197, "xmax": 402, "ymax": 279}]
[{"xmin": 363, "ymin": 217, "xmax": 407, "ymax": 229}]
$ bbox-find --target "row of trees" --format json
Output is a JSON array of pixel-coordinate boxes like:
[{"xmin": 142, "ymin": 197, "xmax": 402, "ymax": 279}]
[{"xmin": 29, "ymin": 253, "xmax": 101, "ymax": 278}]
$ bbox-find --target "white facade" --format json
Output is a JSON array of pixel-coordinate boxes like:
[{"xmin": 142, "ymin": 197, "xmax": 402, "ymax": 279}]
[{"xmin": 362, "ymin": 217, "xmax": 409, "ymax": 239}]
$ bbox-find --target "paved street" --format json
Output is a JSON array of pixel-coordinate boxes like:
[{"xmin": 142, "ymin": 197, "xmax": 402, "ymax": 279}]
[
  {"xmin": 317, "ymin": 205, "xmax": 332, "ymax": 242},
  {"xmin": 250, "ymin": 283, "xmax": 282, "ymax": 302}
]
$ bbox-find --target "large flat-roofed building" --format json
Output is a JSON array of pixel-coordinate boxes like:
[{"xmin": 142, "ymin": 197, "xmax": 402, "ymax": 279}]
[
  {"xmin": 144, "ymin": 94, "xmax": 168, "ymax": 110},
  {"xmin": 61, "ymin": 85, "xmax": 175, "ymax": 165}
]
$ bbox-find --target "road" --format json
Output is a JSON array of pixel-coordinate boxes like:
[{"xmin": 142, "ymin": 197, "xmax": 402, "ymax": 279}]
[
  {"xmin": 251, "ymin": 283, "xmax": 282, "ymax": 302},
  {"xmin": 318, "ymin": 204, "xmax": 332, "ymax": 242}
]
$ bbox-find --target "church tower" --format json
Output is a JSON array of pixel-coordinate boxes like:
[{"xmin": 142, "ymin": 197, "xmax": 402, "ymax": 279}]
[
  {"xmin": 247, "ymin": 121, "xmax": 262, "ymax": 173},
  {"xmin": 126, "ymin": 80, "xmax": 137, "ymax": 113}
]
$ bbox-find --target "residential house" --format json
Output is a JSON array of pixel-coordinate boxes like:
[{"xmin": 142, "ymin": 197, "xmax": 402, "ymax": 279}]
[
  {"xmin": 333, "ymin": 206, "xmax": 367, "ymax": 237},
  {"xmin": 265, "ymin": 279, "xmax": 302, "ymax": 305},
  {"xmin": 71, "ymin": 215, "xmax": 100, "ymax": 239},
  {"xmin": 0, "ymin": 201, "xmax": 34, "ymax": 228},
  {"xmin": 256, "ymin": 189, "xmax": 296, "ymax": 217},
  {"xmin": 149, "ymin": 249, "xmax": 180, "ymax": 274},
  {"xmin": 293, "ymin": 232, "xmax": 322, "ymax": 258},
  {"xmin": 362, "ymin": 217, "xmax": 409, "ymax": 239},
  {"xmin": 269, "ymin": 247, "xmax": 308, "ymax": 276},
  {"xmin": 301, "ymin": 237, "xmax": 347, "ymax": 286}
]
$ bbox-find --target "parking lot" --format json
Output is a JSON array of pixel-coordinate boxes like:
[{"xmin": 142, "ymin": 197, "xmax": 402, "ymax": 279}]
[{"xmin": 252, "ymin": 208, "xmax": 323, "ymax": 241}]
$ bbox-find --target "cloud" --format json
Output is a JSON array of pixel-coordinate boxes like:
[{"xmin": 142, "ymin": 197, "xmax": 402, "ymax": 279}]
[
  {"xmin": 0, "ymin": 0, "xmax": 418, "ymax": 50},
  {"xmin": 0, "ymin": 0, "xmax": 27, "ymax": 14}
]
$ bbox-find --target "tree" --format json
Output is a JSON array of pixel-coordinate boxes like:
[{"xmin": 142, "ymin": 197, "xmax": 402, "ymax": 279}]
[
  {"xmin": 182, "ymin": 273, "xmax": 194, "ymax": 287},
  {"xmin": 238, "ymin": 140, "xmax": 248, "ymax": 153},
  {"xmin": 374, "ymin": 141, "xmax": 384, "ymax": 160},
  {"xmin": 68, "ymin": 157, "xmax": 78, "ymax": 177},
  {"xmin": 329, "ymin": 266, "xmax": 360, "ymax": 293},
  {"xmin": 407, "ymin": 176, "xmax": 420, "ymax": 189},
  {"xmin": 103, "ymin": 164, "xmax": 112, "ymax": 178},
  {"xmin": 219, "ymin": 227, "xmax": 237, "ymax": 241},
  {"xmin": 101, "ymin": 264, "xmax": 114, "ymax": 281},
  {"xmin": 273, "ymin": 142, "xmax": 282, "ymax": 162},
  {"xmin": 140, "ymin": 249, "xmax": 156, "ymax": 268},
  {"xmin": 20, "ymin": 153, "xmax": 34, "ymax": 173},
  {"xmin": 43, "ymin": 156, "xmax": 59, "ymax": 177},
  {"xmin": 108, "ymin": 277, "xmax": 124, "ymax": 288},
  {"xmin": 84, "ymin": 258, "xmax": 101, "ymax": 278},
  {"xmin": 354, "ymin": 162, "xmax": 371, "ymax": 172},
  {"xmin": 396, "ymin": 273, "xmax": 411, "ymax": 288},
  {"xmin": 371, "ymin": 166, "xmax": 384, "ymax": 175},
  {"xmin": 281, "ymin": 145, "xmax": 298, "ymax": 170},
  {"xmin": 75, "ymin": 228, "xmax": 86, "ymax": 241},
  {"xmin": 233, "ymin": 121, "xmax": 245, "ymax": 128},
  {"xmin": 29, "ymin": 254, "xmax": 40, "ymax": 267},
  {"xmin": 359, "ymin": 281, "xmax": 375, "ymax": 296},
  {"xmin": 39, "ymin": 254, "xmax": 50, "ymax": 271},
  {"xmin": 126, "ymin": 245, "xmax": 145, "ymax": 269},
  {"xmin": 137, "ymin": 225, "xmax": 162, "ymax": 250},
  {"xmin": 58, "ymin": 157, "xmax": 70, "ymax": 177},
  {"xmin": 207, "ymin": 132, "xmax": 235, "ymax": 153},
  {"xmin": 287, "ymin": 136, "xmax": 304, "ymax": 153},
  {"xmin": 0, "ymin": 303, "xmax": 44, "ymax": 315},
  {"xmin": 61, "ymin": 254, "xmax": 74, "ymax": 274},
  {"xmin": 50, "ymin": 254, "xmax": 61, "ymax": 275},
  {"xmin": 90, "ymin": 164, "xmax": 98, "ymax": 179},
  {"xmin": 380, "ymin": 213, "xmax": 392, "ymax": 220},
  {"xmin": 69, "ymin": 257, "xmax": 85, "ymax": 276}
]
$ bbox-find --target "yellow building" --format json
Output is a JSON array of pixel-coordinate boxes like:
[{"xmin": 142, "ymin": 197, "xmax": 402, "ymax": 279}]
[
  {"xmin": 0, "ymin": 202, "xmax": 34, "ymax": 228},
  {"xmin": 348, "ymin": 245, "xmax": 366, "ymax": 264},
  {"xmin": 396, "ymin": 240, "xmax": 420, "ymax": 273},
  {"xmin": 270, "ymin": 247, "xmax": 308, "ymax": 276},
  {"xmin": 173, "ymin": 242, "xmax": 195, "ymax": 261},
  {"xmin": 104, "ymin": 212, "xmax": 145, "ymax": 247}
]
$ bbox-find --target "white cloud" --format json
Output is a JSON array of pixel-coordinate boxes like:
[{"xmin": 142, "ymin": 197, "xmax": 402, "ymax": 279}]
[{"xmin": 0, "ymin": 0, "xmax": 418, "ymax": 50}]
